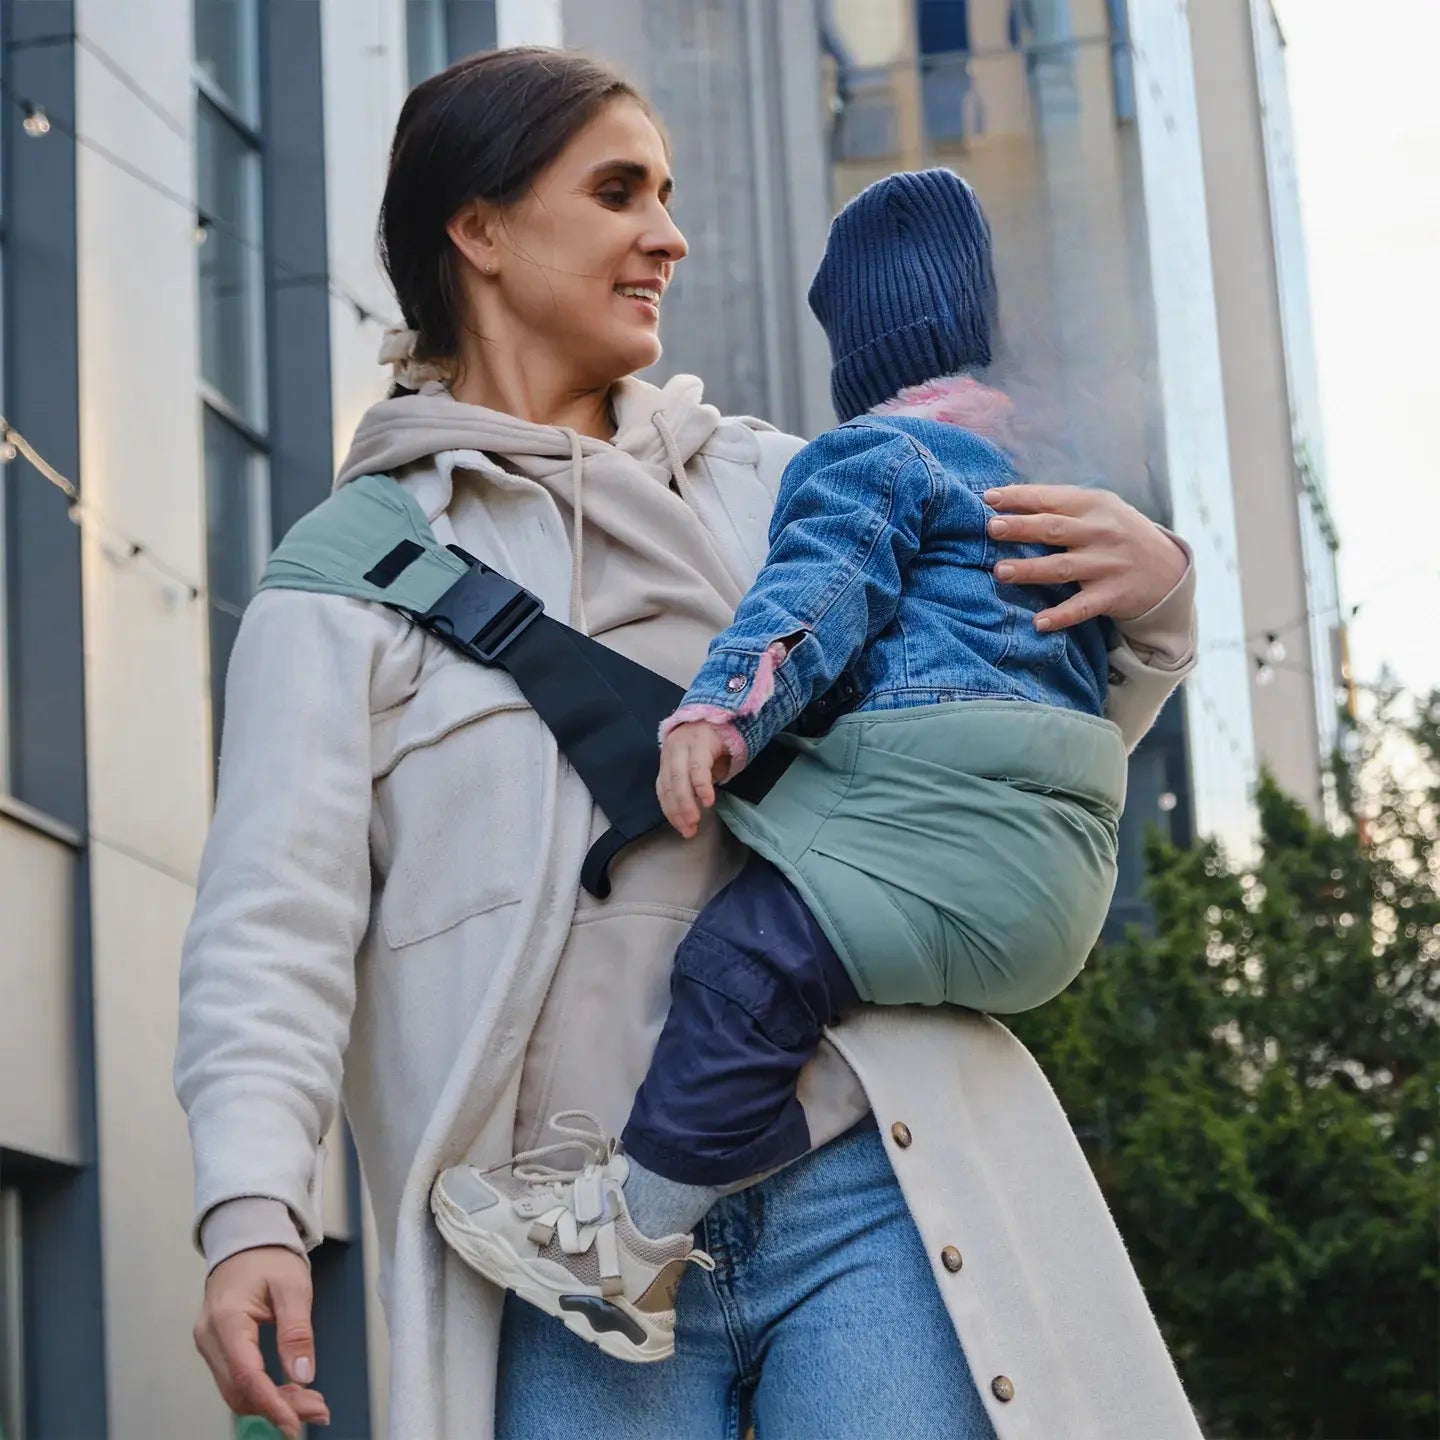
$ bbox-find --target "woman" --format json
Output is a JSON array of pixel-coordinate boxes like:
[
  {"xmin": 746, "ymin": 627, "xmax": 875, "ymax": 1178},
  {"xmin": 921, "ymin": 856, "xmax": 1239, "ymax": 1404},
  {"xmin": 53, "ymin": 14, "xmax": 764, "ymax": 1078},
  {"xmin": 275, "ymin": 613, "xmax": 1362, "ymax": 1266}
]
[{"xmin": 177, "ymin": 47, "xmax": 1202, "ymax": 1440}]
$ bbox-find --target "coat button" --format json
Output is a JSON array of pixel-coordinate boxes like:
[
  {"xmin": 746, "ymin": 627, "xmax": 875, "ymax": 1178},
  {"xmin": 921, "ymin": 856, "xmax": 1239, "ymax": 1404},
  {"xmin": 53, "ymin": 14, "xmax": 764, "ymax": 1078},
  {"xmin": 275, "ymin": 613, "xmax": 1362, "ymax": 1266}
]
[
  {"xmin": 941, "ymin": 1245, "xmax": 963, "ymax": 1272},
  {"xmin": 725, "ymin": 674, "xmax": 748, "ymax": 693},
  {"xmin": 890, "ymin": 1121, "xmax": 913, "ymax": 1149},
  {"xmin": 991, "ymin": 1376, "xmax": 1015, "ymax": 1402}
]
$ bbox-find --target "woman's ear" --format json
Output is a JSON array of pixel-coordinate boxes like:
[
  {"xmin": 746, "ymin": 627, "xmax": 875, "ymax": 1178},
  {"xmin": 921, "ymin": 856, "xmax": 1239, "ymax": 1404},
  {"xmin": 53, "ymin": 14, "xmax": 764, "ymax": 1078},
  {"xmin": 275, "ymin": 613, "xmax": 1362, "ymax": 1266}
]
[{"xmin": 446, "ymin": 199, "xmax": 502, "ymax": 278}]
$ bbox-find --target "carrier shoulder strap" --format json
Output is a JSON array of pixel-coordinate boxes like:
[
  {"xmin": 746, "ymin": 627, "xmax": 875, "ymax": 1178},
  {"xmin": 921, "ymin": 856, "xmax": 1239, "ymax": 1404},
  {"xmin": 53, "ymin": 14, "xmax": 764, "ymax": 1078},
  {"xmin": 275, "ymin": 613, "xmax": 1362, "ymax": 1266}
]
[{"xmin": 259, "ymin": 474, "xmax": 685, "ymax": 899}]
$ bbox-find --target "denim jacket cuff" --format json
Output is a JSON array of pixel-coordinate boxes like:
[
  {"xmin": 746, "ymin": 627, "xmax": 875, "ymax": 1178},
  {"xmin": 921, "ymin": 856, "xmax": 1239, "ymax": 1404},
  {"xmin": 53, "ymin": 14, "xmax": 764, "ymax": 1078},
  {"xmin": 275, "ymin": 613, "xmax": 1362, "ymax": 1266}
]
[{"xmin": 680, "ymin": 642, "xmax": 799, "ymax": 761}]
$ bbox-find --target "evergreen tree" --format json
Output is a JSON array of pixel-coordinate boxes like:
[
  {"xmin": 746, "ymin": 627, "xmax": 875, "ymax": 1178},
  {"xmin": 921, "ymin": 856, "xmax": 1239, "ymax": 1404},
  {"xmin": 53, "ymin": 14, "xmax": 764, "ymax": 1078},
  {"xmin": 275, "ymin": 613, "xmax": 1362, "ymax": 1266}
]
[{"xmin": 1012, "ymin": 690, "xmax": 1439, "ymax": 1439}]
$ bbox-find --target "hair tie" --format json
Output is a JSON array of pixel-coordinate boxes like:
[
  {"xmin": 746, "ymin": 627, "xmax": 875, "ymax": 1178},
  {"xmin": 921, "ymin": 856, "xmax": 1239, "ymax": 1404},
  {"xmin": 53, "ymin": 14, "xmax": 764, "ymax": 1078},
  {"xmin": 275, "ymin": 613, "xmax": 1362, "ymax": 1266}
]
[{"xmin": 378, "ymin": 326, "xmax": 451, "ymax": 391}]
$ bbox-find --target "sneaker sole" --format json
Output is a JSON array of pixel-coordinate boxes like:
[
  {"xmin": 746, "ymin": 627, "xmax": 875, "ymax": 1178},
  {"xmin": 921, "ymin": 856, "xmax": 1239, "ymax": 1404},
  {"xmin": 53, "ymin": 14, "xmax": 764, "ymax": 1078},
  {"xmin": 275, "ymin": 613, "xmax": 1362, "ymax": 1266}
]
[{"xmin": 430, "ymin": 1184, "xmax": 675, "ymax": 1364}]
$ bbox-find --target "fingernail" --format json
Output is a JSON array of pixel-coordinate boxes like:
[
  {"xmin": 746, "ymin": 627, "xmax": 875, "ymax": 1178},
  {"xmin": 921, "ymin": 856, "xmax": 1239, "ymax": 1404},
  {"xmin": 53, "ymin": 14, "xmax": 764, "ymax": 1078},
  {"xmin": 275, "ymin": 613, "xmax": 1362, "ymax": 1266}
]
[
  {"xmin": 1036, "ymin": 616, "xmax": 1052, "ymax": 632},
  {"xmin": 294, "ymin": 1357, "xmax": 314, "ymax": 1384},
  {"xmin": 995, "ymin": 562, "xmax": 1015, "ymax": 581},
  {"xmin": 983, "ymin": 489, "xmax": 1001, "ymax": 503},
  {"xmin": 988, "ymin": 518, "xmax": 1008, "ymax": 537}
]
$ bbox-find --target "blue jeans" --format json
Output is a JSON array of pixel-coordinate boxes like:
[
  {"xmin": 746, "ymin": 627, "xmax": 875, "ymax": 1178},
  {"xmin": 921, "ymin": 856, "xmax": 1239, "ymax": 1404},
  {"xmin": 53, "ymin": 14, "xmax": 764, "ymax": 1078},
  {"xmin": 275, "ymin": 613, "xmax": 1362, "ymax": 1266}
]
[{"xmin": 496, "ymin": 1122, "xmax": 998, "ymax": 1440}]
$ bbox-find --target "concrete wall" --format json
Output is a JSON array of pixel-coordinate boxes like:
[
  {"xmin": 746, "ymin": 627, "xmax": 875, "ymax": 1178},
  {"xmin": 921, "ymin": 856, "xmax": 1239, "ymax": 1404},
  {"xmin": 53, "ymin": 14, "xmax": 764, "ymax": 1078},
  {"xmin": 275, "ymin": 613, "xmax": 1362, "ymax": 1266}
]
[
  {"xmin": 72, "ymin": 2, "xmax": 225, "ymax": 1433},
  {"xmin": 1189, "ymin": 0, "xmax": 1323, "ymax": 811},
  {"xmin": 562, "ymin": 0, "xmax": 833, "ymax": 437}
]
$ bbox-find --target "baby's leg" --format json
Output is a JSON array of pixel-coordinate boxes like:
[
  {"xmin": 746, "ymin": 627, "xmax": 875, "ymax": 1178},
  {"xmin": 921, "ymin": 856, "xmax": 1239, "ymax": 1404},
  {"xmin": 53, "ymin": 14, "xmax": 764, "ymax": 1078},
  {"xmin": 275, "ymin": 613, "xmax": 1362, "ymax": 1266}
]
[{"xmin": 621, "ymin": 854, "xmax": 860, "ymax": 1239}]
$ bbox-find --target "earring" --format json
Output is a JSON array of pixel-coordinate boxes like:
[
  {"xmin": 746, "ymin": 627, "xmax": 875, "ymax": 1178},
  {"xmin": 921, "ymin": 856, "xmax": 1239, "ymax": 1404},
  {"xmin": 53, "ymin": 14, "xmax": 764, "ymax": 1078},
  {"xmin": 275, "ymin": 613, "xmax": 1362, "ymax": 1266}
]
[{"xmin": 483, "ymin": 262, "xmax": 495, "ymax": 276}]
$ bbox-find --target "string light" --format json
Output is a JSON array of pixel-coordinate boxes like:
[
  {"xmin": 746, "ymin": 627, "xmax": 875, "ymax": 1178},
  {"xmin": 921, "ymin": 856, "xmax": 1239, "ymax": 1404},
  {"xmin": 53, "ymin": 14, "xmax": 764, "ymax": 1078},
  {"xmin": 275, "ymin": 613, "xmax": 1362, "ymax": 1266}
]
[
  {"xmin": 21, "ymin": 103, "xmax": 50, "ymax": 138},
  {"xmin": 1, "ymin": 417, "xmax": 238, "ymax": 619},
  {"xmin": 192, "ymin": 217, "xmax": 211, "ymax": 247}
]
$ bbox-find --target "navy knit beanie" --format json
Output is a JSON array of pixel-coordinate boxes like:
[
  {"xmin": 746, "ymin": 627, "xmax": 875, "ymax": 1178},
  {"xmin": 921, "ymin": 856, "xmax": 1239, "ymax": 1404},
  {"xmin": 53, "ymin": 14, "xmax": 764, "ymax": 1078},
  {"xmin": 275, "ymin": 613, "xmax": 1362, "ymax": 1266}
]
[{"xmin": 808, "ymin": 169, "xmax": 997, "ymax": 422}]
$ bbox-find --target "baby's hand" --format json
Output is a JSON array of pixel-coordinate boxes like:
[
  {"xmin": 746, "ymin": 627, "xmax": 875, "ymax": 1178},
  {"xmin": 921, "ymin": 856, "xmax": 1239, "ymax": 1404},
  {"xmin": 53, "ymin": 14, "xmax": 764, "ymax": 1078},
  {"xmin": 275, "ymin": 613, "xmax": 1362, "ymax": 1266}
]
[{"xmin": 658, "ymin": 722, "xmax": 732, "ymax": 839}]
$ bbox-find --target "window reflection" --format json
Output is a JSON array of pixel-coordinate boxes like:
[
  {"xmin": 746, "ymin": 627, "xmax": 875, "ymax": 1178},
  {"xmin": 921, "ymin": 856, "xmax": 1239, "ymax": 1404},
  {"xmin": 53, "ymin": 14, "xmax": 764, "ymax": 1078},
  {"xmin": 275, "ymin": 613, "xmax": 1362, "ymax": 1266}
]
[{"xmin": 193, "ymin": 0, "xmax": 259, "ymax": 122}]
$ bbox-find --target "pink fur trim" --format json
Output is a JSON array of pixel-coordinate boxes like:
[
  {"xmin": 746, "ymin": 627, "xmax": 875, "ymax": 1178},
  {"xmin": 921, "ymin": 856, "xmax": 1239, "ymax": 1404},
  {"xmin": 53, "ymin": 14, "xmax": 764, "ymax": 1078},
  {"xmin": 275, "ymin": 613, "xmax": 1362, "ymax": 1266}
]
[
  {"xmin": 658, "ymin": 707, "xmax": 749, "ymax": 775},
  {"xmin": 871, "ymin": 373, "xmax": 1015, "ymax": 445},
  {"xmin": 736, "ymin": 641, "xmax": 788, "ymax": 718}
]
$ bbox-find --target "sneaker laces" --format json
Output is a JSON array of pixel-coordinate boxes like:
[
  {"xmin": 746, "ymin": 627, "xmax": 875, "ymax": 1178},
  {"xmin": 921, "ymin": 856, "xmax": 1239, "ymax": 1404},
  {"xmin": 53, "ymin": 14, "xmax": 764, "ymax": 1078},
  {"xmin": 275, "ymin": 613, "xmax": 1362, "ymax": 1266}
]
[
  {"xmin": 474, "ymin": 1110, "xmax": 620, "ymax": 1233},
  {"xmin": 507, "ymin": 1110, "xmax": 619, "ymax": 1188}
]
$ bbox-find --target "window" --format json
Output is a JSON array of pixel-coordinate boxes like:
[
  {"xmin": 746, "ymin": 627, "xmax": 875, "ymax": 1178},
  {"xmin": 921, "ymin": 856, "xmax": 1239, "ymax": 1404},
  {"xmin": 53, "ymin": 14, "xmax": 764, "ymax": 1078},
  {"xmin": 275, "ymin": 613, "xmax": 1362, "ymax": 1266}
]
[
  {"xmin": 0, "ymin": 1186, "xmax": 20, "ymax": 1440},
  {"xmin": 407, "ymin": 0, "xmax": 449, "ymax": 87},
  {"xmin": 406, "ymin": 1, "xmax": 497, "ymax": 86},
  {"xmin": 194, "ymin": 0, "xmax": 270, "ymax": 741}
]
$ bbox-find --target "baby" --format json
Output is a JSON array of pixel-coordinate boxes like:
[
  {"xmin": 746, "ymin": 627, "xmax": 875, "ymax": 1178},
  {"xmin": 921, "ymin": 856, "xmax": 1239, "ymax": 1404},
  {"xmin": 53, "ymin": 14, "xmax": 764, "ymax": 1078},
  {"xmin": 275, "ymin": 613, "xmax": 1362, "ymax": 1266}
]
[{"xmin": 433, "ymin": 170, "xmax": 1126, "ymax": 1362}]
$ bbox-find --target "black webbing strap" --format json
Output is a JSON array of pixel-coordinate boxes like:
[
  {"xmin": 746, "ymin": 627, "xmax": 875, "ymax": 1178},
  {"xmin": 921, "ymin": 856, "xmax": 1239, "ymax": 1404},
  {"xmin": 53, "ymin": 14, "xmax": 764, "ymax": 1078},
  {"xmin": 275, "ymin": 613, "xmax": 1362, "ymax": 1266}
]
[
  {"xmin": 373, "ymin": 542, "xmax": 684, "ymax": 898},
  {"xmin": 367, "ymin": 540, "xmax": 857, "ymax": 898}
]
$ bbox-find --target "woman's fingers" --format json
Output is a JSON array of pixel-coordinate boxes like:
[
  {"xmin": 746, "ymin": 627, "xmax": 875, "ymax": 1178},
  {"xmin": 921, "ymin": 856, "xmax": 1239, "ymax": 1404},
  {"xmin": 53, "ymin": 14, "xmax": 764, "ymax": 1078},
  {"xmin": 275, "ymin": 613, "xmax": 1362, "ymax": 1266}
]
[
  {"xmin": 269, "ymin": 1267, "xmax": 320, "ymax": 1393},
  {"xmin": 983, "ymin": 483, "xmax": 1095, "ymax": 516},
  {"xmin": 196, "ymin": 1250, "xmax": 328, "ymax": 1439},
  {"xmin": 1034, "ymin": 585, "xmax": 1118, "ymax": 633},
  {"xmin": 993, "ymin": 550, "xmax": 1104, "ymax": 587},
  {"xmin": 206, "ymin": 1310, "xmax": 304, "ymax": 1439},
  {"xmin": 983, "ymin": 482, "xmax": 1189, "ymax": 622},
  {"xmin": 279, "ymin": 1382, "xmax": 332, "ymax": 1428}
]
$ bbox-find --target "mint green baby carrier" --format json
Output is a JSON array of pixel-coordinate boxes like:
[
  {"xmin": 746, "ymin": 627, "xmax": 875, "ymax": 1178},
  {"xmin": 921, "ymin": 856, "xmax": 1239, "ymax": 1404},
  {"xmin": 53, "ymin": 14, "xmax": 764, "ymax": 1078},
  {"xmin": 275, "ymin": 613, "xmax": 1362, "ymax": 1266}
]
[{"xmin": 719, "ymin": 703, "xmax": 1126, "ymax": 1011}]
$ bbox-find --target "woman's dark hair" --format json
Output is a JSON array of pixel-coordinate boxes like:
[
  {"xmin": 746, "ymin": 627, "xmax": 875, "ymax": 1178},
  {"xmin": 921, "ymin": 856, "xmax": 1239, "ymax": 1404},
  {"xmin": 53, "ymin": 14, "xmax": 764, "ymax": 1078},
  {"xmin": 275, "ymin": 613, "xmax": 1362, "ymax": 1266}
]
[{"xmin": 378, "ymin": 47, "xmax": 656, "ymax": 367}]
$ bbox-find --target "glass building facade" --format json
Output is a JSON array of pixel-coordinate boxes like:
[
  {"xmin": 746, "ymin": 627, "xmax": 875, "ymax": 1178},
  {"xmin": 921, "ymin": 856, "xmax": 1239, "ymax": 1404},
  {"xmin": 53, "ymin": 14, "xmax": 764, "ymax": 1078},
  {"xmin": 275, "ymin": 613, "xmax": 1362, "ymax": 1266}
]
[{"xmin": 1250, "ymin": 0, "xmax": 1345, "ymax": 783}]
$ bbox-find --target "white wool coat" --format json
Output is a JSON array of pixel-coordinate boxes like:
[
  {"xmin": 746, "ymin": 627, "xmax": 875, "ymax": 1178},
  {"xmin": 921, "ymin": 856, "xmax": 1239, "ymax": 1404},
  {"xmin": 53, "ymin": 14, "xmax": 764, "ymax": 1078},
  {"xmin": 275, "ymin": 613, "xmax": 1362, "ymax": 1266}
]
[{"xmin": 176, "ymin": 385, "xmax": 1203, "ymax": 1440}]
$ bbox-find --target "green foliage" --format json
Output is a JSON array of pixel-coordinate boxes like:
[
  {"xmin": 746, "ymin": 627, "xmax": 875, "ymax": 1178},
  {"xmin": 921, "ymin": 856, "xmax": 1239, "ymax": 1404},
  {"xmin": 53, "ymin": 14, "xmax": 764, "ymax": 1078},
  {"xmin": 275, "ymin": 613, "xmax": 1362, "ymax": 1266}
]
[{"xmin": 1010, "ymin": 690, "xmax": 1440, "ymax": 1440}]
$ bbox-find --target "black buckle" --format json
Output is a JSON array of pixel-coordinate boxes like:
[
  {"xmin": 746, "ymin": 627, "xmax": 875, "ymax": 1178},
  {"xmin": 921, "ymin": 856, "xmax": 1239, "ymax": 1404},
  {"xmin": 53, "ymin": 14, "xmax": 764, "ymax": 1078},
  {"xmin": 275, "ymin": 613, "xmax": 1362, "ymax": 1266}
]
[{"xmin": 418, "ymin": 563, "xmax": 543, "ymax": 663}]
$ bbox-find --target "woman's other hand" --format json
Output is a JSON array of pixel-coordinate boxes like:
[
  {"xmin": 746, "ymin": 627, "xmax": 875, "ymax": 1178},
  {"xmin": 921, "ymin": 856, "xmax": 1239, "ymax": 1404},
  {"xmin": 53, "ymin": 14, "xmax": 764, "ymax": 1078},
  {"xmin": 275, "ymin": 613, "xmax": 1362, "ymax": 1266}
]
[
  {"xmin": 983, "ymin": 484, "xmax": 1188, "ymax": 632},
  {"xmin": 658, "ymin": 722, "xmax": 733, "ymax": 838},
  {"xmin": 194, "ymin": 1246, "xmax": 330, "ymax": 1439}
]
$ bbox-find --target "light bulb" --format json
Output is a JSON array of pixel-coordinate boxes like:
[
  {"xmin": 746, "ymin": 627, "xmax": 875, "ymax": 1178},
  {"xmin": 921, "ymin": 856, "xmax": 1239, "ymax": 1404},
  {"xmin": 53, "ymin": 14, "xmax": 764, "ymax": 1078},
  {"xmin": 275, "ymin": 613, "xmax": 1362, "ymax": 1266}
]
[
  {"xmin": 1158, "ymin": 791, "xmax": 1178, "ymax": 813},
  {"xmin": 0, "ymin": 441, "xmax": 16, "ymax": 463},
  {"xmin": 1256, "ymin": 662, "xmax": 1275, "ymax": 687},
  {"xmin": 22, "ymin": 106, "xmax": 51, "ymax": 138},
  {"xmin": 1264, "ymin": 634, "xmax": 1287, "ymax": 663}
]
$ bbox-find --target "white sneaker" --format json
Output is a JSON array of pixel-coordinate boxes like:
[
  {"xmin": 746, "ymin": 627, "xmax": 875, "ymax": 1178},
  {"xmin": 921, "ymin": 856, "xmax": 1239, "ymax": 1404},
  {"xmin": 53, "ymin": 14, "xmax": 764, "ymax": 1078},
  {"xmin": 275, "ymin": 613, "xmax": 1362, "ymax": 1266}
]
[{"xmin": 431, "ymin": 1111, "xmax": 715, "ymax": 1363}]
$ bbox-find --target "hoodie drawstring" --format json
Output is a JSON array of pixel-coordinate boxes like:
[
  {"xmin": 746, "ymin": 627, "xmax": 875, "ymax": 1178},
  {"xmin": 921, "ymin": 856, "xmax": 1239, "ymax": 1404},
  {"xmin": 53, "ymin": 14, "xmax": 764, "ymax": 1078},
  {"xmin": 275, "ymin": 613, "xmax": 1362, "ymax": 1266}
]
[
  {"xmin": 652, "ymin": 413, "xmax": 689, "ymax": 500},
  {"xmin": 566, "ymin": 428, "xmax": 589, "ymax": 635},
  {"xmin": 565, "ymin": 415, "xmax": 700, "ymax": 635}
]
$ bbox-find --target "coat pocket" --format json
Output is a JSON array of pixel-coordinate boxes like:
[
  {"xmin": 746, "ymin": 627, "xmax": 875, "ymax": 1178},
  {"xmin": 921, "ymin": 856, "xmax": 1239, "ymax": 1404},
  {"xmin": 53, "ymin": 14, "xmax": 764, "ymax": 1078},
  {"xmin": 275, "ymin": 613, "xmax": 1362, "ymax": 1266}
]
[{"xmin": 372, "ymin": 658, "xmax": 540, "ymax": 949}]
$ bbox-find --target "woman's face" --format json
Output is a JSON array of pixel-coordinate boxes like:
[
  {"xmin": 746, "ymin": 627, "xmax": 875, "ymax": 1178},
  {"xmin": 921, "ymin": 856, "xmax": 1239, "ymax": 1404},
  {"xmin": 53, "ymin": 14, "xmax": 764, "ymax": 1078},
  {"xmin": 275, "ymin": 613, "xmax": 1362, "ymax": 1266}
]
[{"xmin": 474, "ymin": 98, "xmax": 688, "ymax": 387}]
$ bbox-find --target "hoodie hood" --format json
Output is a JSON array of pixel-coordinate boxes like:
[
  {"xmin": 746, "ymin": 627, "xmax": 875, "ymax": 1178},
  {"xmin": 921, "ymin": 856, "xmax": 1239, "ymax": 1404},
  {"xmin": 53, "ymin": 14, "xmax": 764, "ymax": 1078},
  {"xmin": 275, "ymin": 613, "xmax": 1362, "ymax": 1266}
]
[
  {"xmin": 335, "ymin": 372, "xmax": 724, "ymax": 494},
  {"xmin": 333, "ymin": 373, "xmax": 745, "ymax": 666}
]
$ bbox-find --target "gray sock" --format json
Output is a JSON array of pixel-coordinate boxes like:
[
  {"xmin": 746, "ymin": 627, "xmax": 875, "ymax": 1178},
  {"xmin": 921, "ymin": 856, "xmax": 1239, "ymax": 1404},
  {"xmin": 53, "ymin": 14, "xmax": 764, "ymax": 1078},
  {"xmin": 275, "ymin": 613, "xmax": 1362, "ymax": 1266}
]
[{"xmin": 623, "ymin": 1161, "xmax": 722, "ymax": 1239}]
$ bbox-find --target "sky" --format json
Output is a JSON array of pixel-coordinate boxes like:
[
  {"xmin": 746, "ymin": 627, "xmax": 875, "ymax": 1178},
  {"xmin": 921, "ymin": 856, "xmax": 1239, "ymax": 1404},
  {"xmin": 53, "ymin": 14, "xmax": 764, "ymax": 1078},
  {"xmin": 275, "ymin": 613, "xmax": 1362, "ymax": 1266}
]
[{"xmin": 1271, "ymin": 0, "xmax": 1440, "ymax": 695}]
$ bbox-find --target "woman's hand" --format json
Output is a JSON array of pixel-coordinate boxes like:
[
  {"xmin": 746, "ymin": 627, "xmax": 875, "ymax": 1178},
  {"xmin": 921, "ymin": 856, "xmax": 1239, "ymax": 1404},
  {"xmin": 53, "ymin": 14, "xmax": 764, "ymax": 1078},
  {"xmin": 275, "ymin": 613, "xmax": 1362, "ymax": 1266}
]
[
  {"xmin": 658, "ymin": 722, "xmax": 733, "ymax": 838},
  {"xmin": 983, "ymin": 484, "xmax": 1188, "ymax": 632},
  {"xmin": 194, "ymin": 1247, "xmax": 330, "ymax": 1439}
]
